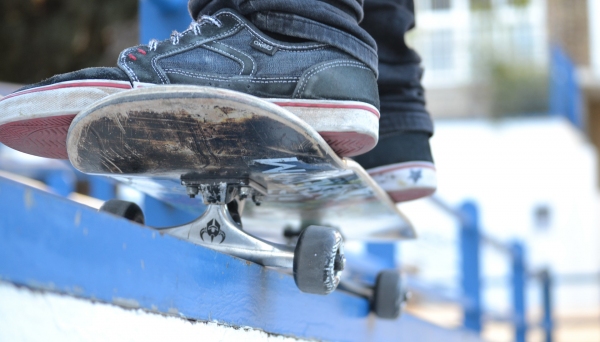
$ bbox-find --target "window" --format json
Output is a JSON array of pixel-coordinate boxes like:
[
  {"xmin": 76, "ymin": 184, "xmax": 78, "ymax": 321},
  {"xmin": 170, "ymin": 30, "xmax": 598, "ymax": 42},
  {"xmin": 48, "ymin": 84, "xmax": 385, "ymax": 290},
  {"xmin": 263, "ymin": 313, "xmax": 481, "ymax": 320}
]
[
  {"xmin": 511, "ymin": 24, "xmax": 534, "ymax": 60},
  {"xmin": 429, "ymin": 30, "xmax": 454, "ymax": 71}
]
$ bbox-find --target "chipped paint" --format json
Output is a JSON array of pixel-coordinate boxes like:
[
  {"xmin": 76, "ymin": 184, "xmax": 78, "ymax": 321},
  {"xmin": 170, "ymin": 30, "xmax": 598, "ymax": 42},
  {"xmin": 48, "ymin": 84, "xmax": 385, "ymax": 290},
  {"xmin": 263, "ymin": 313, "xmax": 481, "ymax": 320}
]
[{"xmin": 112, "ymin": 297, "xmax": 140, "ymax": 309}]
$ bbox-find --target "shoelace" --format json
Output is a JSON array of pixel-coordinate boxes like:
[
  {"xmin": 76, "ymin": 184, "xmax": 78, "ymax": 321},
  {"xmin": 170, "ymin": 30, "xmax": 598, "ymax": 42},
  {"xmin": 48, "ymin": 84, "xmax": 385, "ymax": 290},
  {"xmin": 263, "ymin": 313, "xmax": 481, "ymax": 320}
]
[{"xmin": 147, "ymin": 15, "xmax": 223, "ymax": 52}]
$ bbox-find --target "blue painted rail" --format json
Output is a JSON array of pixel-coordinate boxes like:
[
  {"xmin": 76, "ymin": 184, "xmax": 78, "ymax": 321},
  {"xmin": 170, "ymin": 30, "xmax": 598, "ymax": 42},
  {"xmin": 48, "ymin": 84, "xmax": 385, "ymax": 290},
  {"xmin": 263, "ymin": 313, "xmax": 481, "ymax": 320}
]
[
  {"xmin": 0, "ymin": 176, "xmax": 481, "ymax": 341},
  {"xmin": 430, "ymin": 197, "xmax": 555, "ymax": 342}
]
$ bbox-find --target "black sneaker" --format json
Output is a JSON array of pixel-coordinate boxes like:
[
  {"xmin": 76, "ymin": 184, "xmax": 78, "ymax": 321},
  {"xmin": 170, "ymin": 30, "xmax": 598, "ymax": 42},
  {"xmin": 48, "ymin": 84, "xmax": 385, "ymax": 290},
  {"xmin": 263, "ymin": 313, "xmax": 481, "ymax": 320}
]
[
  {"xmin": 353, "ymin": 131, "xmax": 436, "ymax": 202},
  {"xmin": 0, "ymin": 9, "xmax": 380, "ymax": 159}
]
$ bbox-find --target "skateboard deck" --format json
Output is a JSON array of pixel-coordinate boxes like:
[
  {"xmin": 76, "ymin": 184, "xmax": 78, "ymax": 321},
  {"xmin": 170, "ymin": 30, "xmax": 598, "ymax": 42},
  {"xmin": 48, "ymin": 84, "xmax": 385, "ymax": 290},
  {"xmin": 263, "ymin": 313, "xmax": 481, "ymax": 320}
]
[{"xmin": 67, "ymin": 85, "xmax": 415, "ymax": 241}]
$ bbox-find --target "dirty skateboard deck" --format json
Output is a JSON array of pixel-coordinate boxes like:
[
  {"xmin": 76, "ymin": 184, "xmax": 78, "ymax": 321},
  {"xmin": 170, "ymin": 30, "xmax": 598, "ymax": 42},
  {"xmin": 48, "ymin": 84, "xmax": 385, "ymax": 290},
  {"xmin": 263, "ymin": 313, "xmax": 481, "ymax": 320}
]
[{"xmin": 67, "ymin": 85, "xmax": 415, "ymax": 241}]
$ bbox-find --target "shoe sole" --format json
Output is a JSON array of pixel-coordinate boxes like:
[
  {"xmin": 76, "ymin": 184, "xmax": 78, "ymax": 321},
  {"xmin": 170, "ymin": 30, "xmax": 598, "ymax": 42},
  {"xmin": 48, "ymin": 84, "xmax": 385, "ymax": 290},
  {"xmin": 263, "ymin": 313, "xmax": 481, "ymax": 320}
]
[
  {"xmin": 0, "ymin": 83, "xmax": 379, "ymax": 159},
  {"xmin": 270, "ymin": 99, "xmax": 379, "ymax": 157},
  {"xmin": 368, "ymin": 162, "xmax": 437, "ymax": 203},
  {"xmin": 0, "ymin": 80, "xmax": 133, "ymax": 159}
]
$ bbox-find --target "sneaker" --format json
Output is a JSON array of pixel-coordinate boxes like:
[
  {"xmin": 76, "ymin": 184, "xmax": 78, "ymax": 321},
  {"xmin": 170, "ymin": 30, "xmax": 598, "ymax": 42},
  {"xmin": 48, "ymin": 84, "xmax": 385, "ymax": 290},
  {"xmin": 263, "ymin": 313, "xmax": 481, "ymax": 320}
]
[
  {"xmin": 0, "ymin": 9, "xmax": 380, "ymax": 160},
  {"xmin": 353, "ymin": 131, "xmax": 436, "ymax": 202}
]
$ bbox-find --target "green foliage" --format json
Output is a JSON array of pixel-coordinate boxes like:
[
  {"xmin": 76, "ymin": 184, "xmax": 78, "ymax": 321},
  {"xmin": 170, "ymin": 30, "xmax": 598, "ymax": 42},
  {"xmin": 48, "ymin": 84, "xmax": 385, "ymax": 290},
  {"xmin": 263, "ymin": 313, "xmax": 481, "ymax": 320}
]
[
  {"xmin": 470, "ymin": 0, "xmax": 492, "ymax": 11},
  {"xmin": 489, "ymin": 62, "xmax": 548, "ymax": 117},
  {"xmin": 470, "ymin": 0, "xmax": 530, "ymax": 11},
  {"xmin": 508, "ymin": 0, "xmax": 531, "ymax": 8},
  {"xmin": 0, "ymin": 0, "xmax": 137, "ymax": 84}
]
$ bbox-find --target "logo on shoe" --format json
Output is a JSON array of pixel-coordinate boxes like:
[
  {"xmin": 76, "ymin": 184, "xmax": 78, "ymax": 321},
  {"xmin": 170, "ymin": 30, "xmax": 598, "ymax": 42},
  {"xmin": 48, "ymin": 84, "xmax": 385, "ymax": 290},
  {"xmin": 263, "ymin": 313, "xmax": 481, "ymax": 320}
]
[
  {"xmin": 251, "ymin": 39, "xmax": 278, "ymax": 56},
  {"xmin": 409, "ymin": 169, "xmax": 422, "ymax": 183}
]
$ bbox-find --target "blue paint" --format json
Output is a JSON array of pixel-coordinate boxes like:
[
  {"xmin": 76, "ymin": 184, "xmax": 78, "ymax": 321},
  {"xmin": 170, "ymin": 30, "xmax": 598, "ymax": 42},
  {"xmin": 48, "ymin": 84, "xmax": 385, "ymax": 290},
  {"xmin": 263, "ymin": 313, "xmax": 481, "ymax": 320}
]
[
  {"xmin": 0, "ymin": 177, "xmax": 480, "ymax": 341},
  {"xmin": 140, "ymin": 0, "xmax": 191, "ymax": 43},
  {"xmin": 143, "ymin": 194, "xmax": 200, "ymax": 227},
  {"xmin": 44, "ymin": 169, "xmax": 76, "ymax": 197},
  {"xmin": 541, "ymin": 269, "xmax": 554, "ymax": 342},
  {"xmin": 459, "ymin": 201, "xmax": 482, "ymax": 333},
  {"xmin": 549, "ymin": 46, "xmax": 583, "ymax": 129},
  {"xmin": 511, "ymin": 242, "xmax": 527, "ymax": 342},
  {"xmin": 87, "ymin": 175, "xmax": 116, "ymax": 201},
  {"xmin": 365, "ymin": 242, "xmax": 397, "ymax": 269}
]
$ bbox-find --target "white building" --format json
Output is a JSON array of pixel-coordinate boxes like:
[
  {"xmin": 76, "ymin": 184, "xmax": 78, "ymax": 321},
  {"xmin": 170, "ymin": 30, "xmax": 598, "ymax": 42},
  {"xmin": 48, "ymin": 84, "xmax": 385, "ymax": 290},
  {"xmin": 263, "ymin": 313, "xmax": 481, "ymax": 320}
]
[{"xmin": 412, "ymin": 0, "xmax": 548, "ymax": 87}]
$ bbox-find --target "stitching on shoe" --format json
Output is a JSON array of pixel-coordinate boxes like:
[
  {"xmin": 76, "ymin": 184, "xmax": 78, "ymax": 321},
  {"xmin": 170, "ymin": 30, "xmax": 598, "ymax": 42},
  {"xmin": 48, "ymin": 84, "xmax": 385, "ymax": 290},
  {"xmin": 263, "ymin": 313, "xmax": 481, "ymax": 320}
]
[
  {"xmin": 201, "ymin": 43, "xmax": 251, "ymax": 76},
  {"xmin": 277, "ymin": 47, "xmax": 328, "ymax": 53},
  {"xmin": 295, "ymin": 61, "xmax": 371, "ymax": 98},
  {"xmin": 218, "ymin": 43, "xmax": 257, "ymax": 75},
  {"xmin": 151, "ymin": 23, "xmax": 243, "ymax": 84},
  {"xmin": 164, "ymin": 69, "xmax": 298, "ymax": 83},
  {"xmin": 119, "ymin": 49, "xmax": 139, "ymax": 83},
  {"xmin": 216, "ymin": 11, "xmax": 327, "ymax": 51}
]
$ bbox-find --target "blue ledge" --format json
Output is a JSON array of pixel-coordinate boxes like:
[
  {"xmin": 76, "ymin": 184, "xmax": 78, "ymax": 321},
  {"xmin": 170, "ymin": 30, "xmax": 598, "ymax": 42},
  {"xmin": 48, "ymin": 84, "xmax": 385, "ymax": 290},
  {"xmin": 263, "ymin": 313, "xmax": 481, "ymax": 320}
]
[{"xmin": 0, "ymin": 176, "xmax": 477, "ymax": 341}]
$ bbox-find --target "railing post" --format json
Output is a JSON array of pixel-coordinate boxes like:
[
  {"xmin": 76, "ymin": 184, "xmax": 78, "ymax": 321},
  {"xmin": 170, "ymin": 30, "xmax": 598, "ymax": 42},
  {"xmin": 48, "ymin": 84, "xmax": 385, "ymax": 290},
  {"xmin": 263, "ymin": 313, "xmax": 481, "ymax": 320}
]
[
  {"xmin": 540, "ymin": 269, "xmax": 554, "ymax": 342},
  {"xmin": 511, "ymin": 242, "xmax": 527, "ymax": 342},
  {"xmin": 459, "ymin": 201, "xmax": 482, "ymax": 333}
]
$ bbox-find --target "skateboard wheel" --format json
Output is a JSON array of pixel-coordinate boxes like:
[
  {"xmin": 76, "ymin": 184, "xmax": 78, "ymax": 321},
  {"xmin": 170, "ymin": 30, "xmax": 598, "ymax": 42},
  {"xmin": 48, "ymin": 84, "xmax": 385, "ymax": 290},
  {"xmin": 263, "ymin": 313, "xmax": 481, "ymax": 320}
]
[
  {"xmin": 99, "ymin": 199, "xmax": 145, "ymax": 225},
  {"xmin": 293, "ymin": 226, "xmax": 344, "ymax": 295},
  {"xmin": 372, "ymin": 270, "xmax": 403, "ymax": 319}
]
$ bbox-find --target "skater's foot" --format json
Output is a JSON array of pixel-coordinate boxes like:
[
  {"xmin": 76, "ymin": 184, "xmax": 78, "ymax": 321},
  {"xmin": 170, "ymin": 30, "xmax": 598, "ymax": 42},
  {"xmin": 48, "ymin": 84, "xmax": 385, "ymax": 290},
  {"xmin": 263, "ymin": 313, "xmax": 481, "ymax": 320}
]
[
  {"xmin": 0, "ymin": 9, "xmax": 379, "ymax": 159},
  {"xmin": 353, "ymin": 131, "xmax": 436, "ymax": 203}
]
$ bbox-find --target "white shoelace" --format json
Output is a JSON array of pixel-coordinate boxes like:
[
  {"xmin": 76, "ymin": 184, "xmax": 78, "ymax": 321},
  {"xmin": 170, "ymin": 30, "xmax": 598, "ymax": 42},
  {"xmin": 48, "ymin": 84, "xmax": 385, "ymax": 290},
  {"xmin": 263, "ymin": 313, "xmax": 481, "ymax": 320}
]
[{"xmin": 147, "ymin": 15, "xmax": 223, "ymax": 51}]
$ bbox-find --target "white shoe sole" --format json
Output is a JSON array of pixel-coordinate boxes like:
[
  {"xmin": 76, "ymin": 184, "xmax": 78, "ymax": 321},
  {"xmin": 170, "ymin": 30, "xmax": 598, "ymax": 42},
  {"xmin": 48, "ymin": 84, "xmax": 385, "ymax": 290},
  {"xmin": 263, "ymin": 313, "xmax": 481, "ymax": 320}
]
[
  {"xmin": 367, "ymin": 161, "xmax": 437, "ymax": 202},
  {"xmin": 0, "ymin": 82, "xmax": 379, "ymax": 159},
  {"xmin": 0, "ymin": 80, "xmax": 132, "ymax": 158}
]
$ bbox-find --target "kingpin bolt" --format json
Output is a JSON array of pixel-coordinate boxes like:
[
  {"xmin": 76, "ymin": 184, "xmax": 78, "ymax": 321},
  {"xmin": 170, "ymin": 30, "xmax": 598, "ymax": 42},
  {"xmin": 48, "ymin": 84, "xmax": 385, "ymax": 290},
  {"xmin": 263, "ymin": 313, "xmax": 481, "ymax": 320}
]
[{"xmin": 186, "ymin": 185, "xmax": 199, "ymax": 198}]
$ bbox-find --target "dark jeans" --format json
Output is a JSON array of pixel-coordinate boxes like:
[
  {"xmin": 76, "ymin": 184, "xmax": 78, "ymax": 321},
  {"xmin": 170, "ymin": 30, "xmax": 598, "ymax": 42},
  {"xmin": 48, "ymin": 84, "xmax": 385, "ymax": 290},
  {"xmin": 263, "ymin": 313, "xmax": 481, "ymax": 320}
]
[{"xmin": 188, "ymin": 0, "xmax": 433, "ymax": 136}]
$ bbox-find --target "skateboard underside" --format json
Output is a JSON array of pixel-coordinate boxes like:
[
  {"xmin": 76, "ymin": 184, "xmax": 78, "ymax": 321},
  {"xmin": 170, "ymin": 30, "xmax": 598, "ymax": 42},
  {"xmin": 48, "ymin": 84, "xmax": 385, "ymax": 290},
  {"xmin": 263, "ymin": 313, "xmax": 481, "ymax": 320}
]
[{"xmin": 68, "ymin": 86, "xmax": 415, "ymax": 240}]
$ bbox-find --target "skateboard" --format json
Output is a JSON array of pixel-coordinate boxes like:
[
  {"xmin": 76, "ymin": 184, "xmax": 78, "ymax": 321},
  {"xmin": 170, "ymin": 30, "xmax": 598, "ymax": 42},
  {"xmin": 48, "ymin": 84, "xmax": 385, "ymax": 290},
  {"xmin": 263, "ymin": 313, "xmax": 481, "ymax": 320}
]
[{"xmin": 66, "ymin": 85, "xmax": 415, "ymax": 298}]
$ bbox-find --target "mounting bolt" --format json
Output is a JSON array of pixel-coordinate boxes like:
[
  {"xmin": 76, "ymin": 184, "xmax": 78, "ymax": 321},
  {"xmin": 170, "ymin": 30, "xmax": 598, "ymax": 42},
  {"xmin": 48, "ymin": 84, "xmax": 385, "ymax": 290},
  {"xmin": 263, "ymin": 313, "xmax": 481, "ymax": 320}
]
[
  {"xmin": 186, "ymin": 185, "xmax": 199, "ymax": 198},
  {"xmin": 239, "ymin": 186, "xmax": 251, "ymax": 199}
]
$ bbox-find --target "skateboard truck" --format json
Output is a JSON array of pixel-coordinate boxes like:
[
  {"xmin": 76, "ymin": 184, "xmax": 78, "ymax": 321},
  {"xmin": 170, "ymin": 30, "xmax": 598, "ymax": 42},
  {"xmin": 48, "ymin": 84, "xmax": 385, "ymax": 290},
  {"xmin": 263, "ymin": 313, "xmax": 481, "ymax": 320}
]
[
  {"xmin": 164, "ymin": 203, "xmax": 296, "ymax": 268},
  {"xmin": 100, "ymin": 180, "xmax": 345, "ymax": 295}
]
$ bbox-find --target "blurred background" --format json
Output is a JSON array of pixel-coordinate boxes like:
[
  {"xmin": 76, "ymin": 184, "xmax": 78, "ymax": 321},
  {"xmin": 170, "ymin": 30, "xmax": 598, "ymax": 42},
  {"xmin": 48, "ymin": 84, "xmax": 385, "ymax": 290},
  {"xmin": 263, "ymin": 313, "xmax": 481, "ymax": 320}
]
[
  {"xmin": 403, "ymin": 1, "xmax": 600, "ymax": 341},
  {"xmin": 1, "ymin": 0, "xmax": 600, "ymax": 341}
]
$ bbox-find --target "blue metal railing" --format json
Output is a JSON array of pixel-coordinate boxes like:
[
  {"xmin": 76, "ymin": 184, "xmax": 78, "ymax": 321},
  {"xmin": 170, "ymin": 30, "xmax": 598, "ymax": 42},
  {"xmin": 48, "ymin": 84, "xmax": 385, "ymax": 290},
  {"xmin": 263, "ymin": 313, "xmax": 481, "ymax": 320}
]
[{"xmin": 430, "ymin": 197, "xmax": 554, "ymax": 342}]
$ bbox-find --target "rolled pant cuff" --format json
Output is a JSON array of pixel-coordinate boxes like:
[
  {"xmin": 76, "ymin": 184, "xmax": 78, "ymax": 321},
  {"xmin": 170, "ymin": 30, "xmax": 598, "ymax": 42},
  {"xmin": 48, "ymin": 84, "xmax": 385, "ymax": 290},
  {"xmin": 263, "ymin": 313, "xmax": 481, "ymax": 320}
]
[{"xmin": 379, "ymin": 110, "xmax": 434, "ymax": 136}]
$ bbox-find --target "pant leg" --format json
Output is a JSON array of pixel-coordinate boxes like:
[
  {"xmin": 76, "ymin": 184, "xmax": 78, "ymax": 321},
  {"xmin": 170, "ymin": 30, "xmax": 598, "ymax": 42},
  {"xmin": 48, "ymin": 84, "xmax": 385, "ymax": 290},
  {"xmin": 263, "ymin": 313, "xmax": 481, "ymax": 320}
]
[
  {"xmin": 361, "ymin": 0, "xmax": 433, "ymax": 135},
  {"xmin": 187, "ymin": 0, "xmax": 379, "ymax": 74}
]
